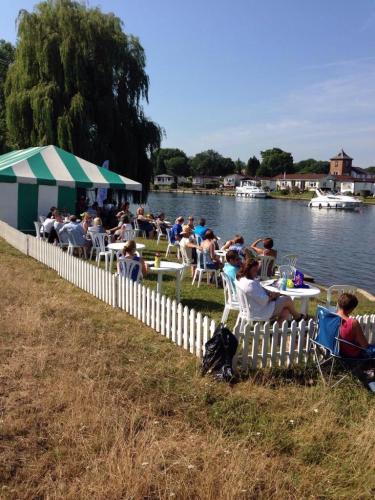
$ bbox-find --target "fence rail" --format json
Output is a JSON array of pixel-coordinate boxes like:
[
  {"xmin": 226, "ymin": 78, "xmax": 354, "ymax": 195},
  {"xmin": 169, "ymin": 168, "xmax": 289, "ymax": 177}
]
[{"xmin": 1, "ymin": 220, "xmax": 375, "ymax": 370}]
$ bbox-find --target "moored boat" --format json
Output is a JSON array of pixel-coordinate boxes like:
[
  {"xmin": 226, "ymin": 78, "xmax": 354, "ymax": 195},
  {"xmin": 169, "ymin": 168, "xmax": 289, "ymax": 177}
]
[
  {"xmin": 236, "ymin": 180, "xmax": 267, "ymax": 198},
  {"xmin": 308, "ymin": 188, "xmax": 362, "ymax": 210}
]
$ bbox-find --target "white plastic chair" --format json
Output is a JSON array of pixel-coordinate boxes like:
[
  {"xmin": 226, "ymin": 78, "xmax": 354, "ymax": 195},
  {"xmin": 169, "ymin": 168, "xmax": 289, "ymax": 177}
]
[
  {"xmin": 90, "ymin": 233, "xmax": 111, "ymax": 270},
  {"xmin": 234, "ymin": 283, "xmax": 269, "ymax": 334},
  {"xmin": 156, "ymin": 223, "xmax": 168, "ymax": 245},
  {"xmin": 282, "ymin": 254, "xmax": 298, "ymax": 268},
  {"xmin": 326, "ymin": 285, "xmax": 358, "ymax": 312},
  {"xmin": 221, "ymin": 272, "xmax": 240, "ymax": 323},
  {"xmin": 118, "ymin": 258, "xmax": 142, "ymax": 282},
  {"xmin": 134, "ymin": 219, "xmax": 146, "ymax": 238},
  {"xmin": 39, "ymin": 215, "xmax": 46, "ymax": 223},
  {"xmin": 258, "ymin": 255, "xmax": 275, "ymax": 280},
  {"xmin": 165, "ymin": 228, "xmax": 181, "ymax": 259},
  {"xmin": 34, "ymin": 221, "xmax": 43, "ymax": 239},
  {"xmin": 121, "ymin": 229, "xmax": 137, "ymax": 241},
  {"xmin": 278, "ymin": 265, "xmax": 296, "ymax": 280},
  {"xmin": 67, "ymin": 230, "xmax": 88, "ymax": 259},
  {"xmin": 192, "ymin": 249, "xmax": 218, "ymax": 288}
]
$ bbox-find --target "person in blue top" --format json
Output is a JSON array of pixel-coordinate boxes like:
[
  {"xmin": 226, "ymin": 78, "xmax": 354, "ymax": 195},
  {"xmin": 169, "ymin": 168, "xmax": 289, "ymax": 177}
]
[
  {"xmin": 194, "ymin": 218, "xmax": 208, "ymax": 241},
  {"xmin": 170, "ymin": 216, "xmax": 184, "ymax": 243},
  {"xmin": 223, "ymin": 249, "xmax": 241, "ymax": 284}
]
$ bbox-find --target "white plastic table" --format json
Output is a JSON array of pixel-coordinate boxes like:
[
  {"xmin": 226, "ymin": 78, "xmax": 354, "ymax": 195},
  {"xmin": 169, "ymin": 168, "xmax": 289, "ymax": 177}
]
[
  {"xmin": 261, "ymin": 280, "xmax": 321, "ymax": 315},
  {"xmin": 145, "ymin": 260, "xmax": 185, "ymax": 302},
  {"xmin": 107, "ymin": 242, "xmax": 146, "ymax": 269}
]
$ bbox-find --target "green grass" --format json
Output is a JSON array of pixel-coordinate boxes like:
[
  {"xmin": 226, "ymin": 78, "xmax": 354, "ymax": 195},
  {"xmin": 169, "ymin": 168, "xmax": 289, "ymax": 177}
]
[{"xmin": 107, "ymin": 238, "xmax": 375, "ymax": 327}]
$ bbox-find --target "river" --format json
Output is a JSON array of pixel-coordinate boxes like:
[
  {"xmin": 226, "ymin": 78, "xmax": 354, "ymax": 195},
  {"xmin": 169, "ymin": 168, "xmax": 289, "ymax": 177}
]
[{"xmin": 146, "ymin": 192, "xmax": 375, "ymax": 294}]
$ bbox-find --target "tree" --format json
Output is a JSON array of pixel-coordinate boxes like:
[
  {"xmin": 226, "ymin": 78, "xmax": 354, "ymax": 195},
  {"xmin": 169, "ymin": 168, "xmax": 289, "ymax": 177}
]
[
  {"xmin": 0, "ymin": 40, "xmax": 15, "ymax": 153},
  {"xmin": 153, "ymin": 148, "xmax": 188, "ymax": 176},
  {"xmin": 294, "ymin": 158, "xmax": 329, "ymax": 174},
  {"xmin": 366, "ymin": 166, "xmax": 375, "ymax": 174},
  {"xmin": 190, "ymin": 149, "xmax": 234, "ymax": 176},
  {"xmin": 5, "ymin": 0, "xmax": 161, "ymax": 192},
  {"xmin": 246, "ymin": 155, "xmax": 260, "ymax": 177},
  {"xmin": 234, "ymin": 158, "xmax": 245, "ymax": 175},
  {"xmin": 257, "ymin": 148, "xmax": 294, "ymax": 177}
]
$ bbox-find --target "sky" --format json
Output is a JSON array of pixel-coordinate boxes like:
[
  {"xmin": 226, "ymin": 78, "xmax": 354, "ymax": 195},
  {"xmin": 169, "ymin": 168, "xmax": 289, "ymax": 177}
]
[{"xmin": 1, "ymin": 0, "xmax": 375, "ymax": 166}]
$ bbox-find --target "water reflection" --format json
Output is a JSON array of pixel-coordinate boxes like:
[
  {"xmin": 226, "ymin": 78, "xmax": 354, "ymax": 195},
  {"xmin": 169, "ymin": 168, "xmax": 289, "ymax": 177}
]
[{"xmin": 147, "ymin": 193, "xmax": 375, "ymax": 293}]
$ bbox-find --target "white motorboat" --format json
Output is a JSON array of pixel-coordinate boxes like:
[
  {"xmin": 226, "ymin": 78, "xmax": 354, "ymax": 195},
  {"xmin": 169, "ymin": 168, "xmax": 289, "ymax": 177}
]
[
  {"xmin": 308, "ymin": 189, "xmax": 362, "ymax": 210},
  {"xmin": 236, "ymin": 180, "xmax": 267, "ymax": 198}
]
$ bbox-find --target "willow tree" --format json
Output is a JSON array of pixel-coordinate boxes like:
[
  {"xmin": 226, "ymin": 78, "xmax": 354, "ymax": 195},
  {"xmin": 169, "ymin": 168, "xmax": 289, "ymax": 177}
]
[
  {"xmin": 0, "ymin": 40, "xmax": 15, "ymax": 153},
  {"xmin": 5, "ymin": 0, "xmax": 162, "ymax": 191}
]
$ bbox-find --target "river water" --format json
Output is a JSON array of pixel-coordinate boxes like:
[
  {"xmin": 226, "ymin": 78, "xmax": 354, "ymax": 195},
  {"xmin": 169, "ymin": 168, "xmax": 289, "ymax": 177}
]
[{"xmin": 147, "ymin": 192, "xmax": 375, "ymax": 294}]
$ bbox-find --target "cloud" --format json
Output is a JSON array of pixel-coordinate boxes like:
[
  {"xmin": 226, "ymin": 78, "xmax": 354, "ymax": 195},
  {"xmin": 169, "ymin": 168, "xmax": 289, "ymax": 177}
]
[{"xmin": 168, "ymin": 58, "xmax": 375, "ymax": 165}]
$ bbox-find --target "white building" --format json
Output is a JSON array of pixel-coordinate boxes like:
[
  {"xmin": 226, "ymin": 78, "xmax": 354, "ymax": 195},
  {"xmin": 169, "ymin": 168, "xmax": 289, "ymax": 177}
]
[
  {"xmin": 273, "ymin": 173, "xmax": 331, "ymax": 191},
  {"xmin": 154, "ymin": 174, "xmax": 174, "ymax": 186},
  {"xmin": 192, "ymin": 176, "xmax": 221, "ymax": 187},
  {"xmin": 223, "ymin": 173, "xmax": 244, "ymax": 188}
]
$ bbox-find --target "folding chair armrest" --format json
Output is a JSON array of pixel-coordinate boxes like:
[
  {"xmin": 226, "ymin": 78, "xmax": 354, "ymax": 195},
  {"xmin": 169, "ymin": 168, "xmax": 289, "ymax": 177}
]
[{"xmin": 335, "ymin": 336, "xmax": 368, "ymax": 352}]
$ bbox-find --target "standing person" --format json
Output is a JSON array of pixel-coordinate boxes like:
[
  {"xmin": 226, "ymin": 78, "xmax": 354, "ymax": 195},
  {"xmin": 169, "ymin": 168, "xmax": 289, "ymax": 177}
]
[
  {"xmin": 194, "ymin": 218, "xmax": 208, "ymax": 240},
  {"xmin": 179, "ymin": 224, "xmax": 200, "ymax": 276},
  {"xmin": 236, "ymin": 259, "xmax": 304, "ymax": 325},
  {"xmin": 223, "ymin": 250, "xmax": 241, "ymax": 285}
]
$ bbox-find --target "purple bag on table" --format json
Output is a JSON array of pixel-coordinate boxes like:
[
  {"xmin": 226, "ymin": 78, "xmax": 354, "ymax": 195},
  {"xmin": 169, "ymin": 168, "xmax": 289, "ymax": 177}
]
[{"xmin": 293, "ymin": 270, "xmax": 309, "ymax": 289}]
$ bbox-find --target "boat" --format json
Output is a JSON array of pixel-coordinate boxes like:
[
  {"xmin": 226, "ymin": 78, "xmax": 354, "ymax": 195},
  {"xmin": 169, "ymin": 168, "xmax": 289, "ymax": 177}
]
[
  {"xmin": 308, "ymin": 188, "xmax": 362, "ymax": 210},
  {"xmin": 235, "ymin": 180, "xmax": 267, "ymax": 198}
]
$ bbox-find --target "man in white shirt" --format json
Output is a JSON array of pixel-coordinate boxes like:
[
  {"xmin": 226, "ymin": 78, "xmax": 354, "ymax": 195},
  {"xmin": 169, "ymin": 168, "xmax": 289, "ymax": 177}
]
[{"xmin": 59, "ymin": 215, "xmax": 90, "ymax": 248}]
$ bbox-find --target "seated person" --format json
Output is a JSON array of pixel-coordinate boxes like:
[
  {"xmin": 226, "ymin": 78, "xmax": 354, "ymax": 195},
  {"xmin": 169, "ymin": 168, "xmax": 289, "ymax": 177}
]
[
  {"xmin": 194, "ymin": 218, "xmax": 208, "ymax": 241},
  {"xmin": 170, "ymin": 216, "xmax": 184, "ymax": 243},
  {"xmin": 201, "ymin": 229, "xmax": 222, "ymax": 270},
  {"xmin": 46, "ymin": 206, "xmax": 57, "ymax": 218},
  {"xmin": 108, "ymin": 212, "xmax": 129, "ymax": 240},
  {"xmin": 223, "ymin": 249, "xmax": 241, "ymax": 285},
  {"xmin": 87, "ymin": 202, "xmax": 99, "ymax": 218},
  {"xmin": 187, "ymin": 216, "xmax": 195, "ymax": 230},
  {"xmin": 156, "ymin": 212, "xmax": 168, "ymax": 234},
  {"xmin": 136, "ymin": 207, "xmax": 155, "ymax": 238},
  {"xmin": 53, "ymin": 213, "xmax": 68, "ymax": 245},
  {"xmin": 116, "ymin": 201, "xmax": 134, "ymax": 221},
  {"xmin": 236, "ymin": 259, "xmax": 304, "ymax": 325},
  {"xmin": 119, "ymin": 215, "xmax": 133, "ymax": 240},
  {"xmin": 118, "ymin": 240, "xmax": 147, "ymax": 280},
  {"xmin": 337, "ymin": 293, "xmax": 375, "ymax": 360},
  {"xmin": 179, "ymin": 224, "xmax": 200, "ymax": 276},
  {"xmin": 250, "ymin": 237, "xmax": 277, "ymax": 277},
  {"xmin": 42, "ymin": 212, "xmax": 58, "ymax": 242},
  {"xmin": 59, "ymin": 215, "xmax": 90, "ymax": 249},
  {"xmin": 88, "ymin": 217, "xmax": 106, "ymax": 235},
  {"xmin": 222, "ymin": 234, "xmax": 245, "ymax": 256},
  {"xmin": 80, "ymin": 212, "xmax": 92, "ymax": 234}
]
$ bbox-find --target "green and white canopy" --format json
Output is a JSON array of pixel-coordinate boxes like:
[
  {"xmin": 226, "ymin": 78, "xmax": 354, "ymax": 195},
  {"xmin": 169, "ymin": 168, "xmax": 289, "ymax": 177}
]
[
  {"xmin": 0, "ymin": 145, "xmax": 142, "ymax": 191},
  {"xmin": 0, "ymin": 145, "xmax": 142, "ymax": 232}
]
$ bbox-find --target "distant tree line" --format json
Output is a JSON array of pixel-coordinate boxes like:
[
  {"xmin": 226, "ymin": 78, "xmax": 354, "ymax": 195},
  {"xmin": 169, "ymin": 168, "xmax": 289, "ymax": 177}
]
[{"xmin": 151, "ymin": 147, "xmax": 332, "ymax": 180}]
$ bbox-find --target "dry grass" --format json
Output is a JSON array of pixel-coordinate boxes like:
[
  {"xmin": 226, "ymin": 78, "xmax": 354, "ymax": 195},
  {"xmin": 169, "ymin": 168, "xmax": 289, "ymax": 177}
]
[{"xmin": 1, "ymin": 238, "xmax": 375, "ymax": 499}]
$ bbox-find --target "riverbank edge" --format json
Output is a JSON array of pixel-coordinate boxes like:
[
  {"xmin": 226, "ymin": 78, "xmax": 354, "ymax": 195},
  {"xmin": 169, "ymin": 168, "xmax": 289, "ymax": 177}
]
[{"xmin": 149, "ymin": 188, "xmax": 375, "ymax": 204}]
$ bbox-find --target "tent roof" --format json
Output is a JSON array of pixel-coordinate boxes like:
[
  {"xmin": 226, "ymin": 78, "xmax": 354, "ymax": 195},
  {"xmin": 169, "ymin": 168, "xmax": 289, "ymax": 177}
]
[{"xmin": 0, "ymin": 145, "xmax": 142, "ymax": 191}]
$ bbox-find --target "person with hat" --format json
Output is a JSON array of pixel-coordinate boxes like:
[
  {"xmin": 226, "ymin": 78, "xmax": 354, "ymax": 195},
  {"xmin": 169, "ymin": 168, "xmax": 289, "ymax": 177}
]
[{"xmin": 179, "ymin": 224, "xmax": 201, "ymax": 276}]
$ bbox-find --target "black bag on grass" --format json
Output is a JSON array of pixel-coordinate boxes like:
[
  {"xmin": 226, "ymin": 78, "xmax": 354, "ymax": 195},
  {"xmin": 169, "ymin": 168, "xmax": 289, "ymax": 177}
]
[{"xmin": 201, "ymin": 324, "xmax": 238, "ymax": 382}]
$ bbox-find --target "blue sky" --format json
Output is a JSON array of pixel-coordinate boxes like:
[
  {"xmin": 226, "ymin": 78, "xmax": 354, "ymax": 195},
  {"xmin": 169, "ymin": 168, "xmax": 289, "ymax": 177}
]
[{"xmin": 2, "ymin": 0, "xmax": 375, "ymax": 166}]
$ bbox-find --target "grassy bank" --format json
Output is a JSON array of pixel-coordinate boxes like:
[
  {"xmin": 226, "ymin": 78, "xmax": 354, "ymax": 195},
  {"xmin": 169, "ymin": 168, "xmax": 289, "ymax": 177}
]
[
  {"xmin": 135, "ymin": 238, "xmax": 375, "ymax": 327},
  {"xmin": 2, "ymin": 238, "xmax": 375, "ymax": 498}
]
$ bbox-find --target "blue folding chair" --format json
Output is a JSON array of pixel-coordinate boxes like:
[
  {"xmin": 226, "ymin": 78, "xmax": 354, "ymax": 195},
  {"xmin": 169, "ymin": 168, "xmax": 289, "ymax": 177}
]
[{"xmin": 310, "ymin": 306, "xmax": 374, "ymax": 388}]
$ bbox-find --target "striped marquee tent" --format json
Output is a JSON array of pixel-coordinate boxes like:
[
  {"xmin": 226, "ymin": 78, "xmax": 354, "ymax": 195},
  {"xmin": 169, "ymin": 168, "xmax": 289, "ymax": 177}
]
[{"xmin": 0, "ymin": 145, "xmax": 142, "ymax": 231}]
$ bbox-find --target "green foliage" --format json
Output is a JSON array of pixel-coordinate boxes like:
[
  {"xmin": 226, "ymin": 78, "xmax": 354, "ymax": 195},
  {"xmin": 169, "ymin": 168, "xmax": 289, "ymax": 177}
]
[
  {"xmin": 246, "ymin": 155, "xmax": 260, "ymax": 177},
  {"xmin": 257, "ymin": 148, "xmax": 294, "ymax": 177},
  {"xmin": 0, "ymin": 40, "xmax": 15, "ymax": 153},
  {"xmin": 5, "ymin": 0, "xmax": 161, "ymax": 192},
  {"xmin": 153, "ymin": 148, "xmax": 188, "ymax": 176},
  {"xmin": 190, "ymin": 149, "xmax": 234, "ymax": 176},
  {"xmin": 234, "ymin": 158, "xmax": 245, "ymax": 175},
  {"xmin": 366, "ymin": 166, "xmax": 375, "ymax": 174},
  {"xmin": 294, "ymin": 158, "xmax": 329, "ymax": 174}
]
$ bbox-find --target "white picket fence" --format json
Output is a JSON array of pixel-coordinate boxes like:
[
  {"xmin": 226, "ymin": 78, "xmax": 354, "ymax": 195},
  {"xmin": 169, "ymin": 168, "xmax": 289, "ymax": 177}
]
[{"xmin": 1, "ymin": 220, "xmax": 375, "ymax": 370}]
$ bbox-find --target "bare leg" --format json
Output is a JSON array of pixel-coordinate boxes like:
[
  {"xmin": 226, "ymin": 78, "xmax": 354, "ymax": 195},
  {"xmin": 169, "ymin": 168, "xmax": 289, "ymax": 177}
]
[{"xmin": 273, "ymin": 296, "xmax": 301, "ymax": 321}]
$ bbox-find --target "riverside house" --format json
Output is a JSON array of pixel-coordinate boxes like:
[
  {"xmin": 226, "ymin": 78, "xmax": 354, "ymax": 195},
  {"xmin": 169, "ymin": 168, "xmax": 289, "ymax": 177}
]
[
  {"xmin": 223, "ymin": 173, "xmax": 244, "ymax": 188},
  {"xmin": 192, "ymin": 175, "xmax": 221, "ymax": 188},
  {"xmin": 154, "ymin": 174, "xmax": 174, "ymax": 186}
]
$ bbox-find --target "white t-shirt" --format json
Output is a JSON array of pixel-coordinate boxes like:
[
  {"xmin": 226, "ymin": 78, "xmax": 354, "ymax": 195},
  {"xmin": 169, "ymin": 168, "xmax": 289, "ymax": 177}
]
[
  {"xmin": 42, "ymin": 217, "xmax": 55, "ymax": 234},
  {"xmin": 179, "ymin": 235, "xmax": 195, "ymax": 264},
  {"xmin": 236, "ymin": 277, "xmax": 275, "ymax": 320}
]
